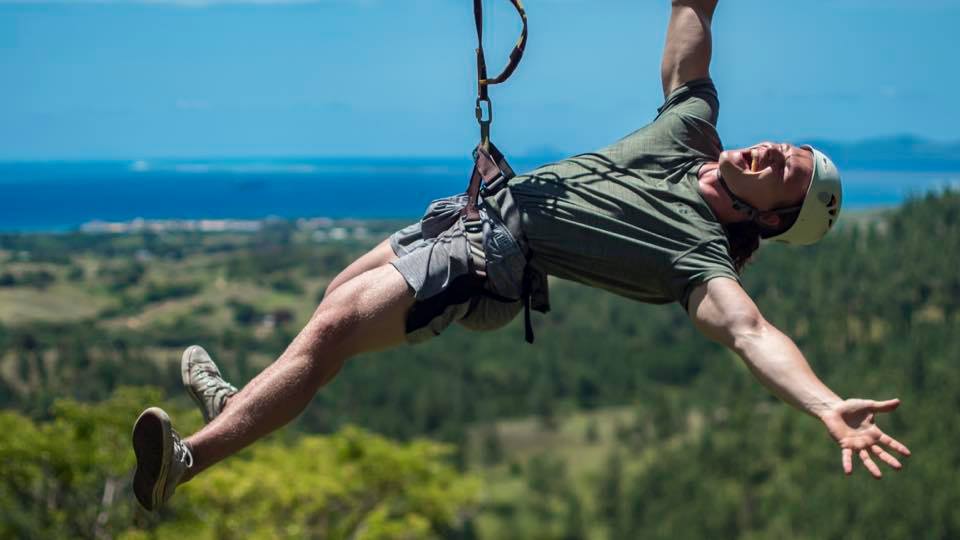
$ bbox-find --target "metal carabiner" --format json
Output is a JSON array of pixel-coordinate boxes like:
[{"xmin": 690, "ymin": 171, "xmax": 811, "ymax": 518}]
[
  {"xmin": 476, "ymin": 97, "xmax": 493, "ymax": 126},
  {"xmin": 476, "ymin": 97, "xmax": 493, "ymax": 146}
]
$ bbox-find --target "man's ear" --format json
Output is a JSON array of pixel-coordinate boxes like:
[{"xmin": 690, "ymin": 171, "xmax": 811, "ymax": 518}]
[{"xmin": 756, "ymin": 212, "xmax": 781, "ymax": 229}]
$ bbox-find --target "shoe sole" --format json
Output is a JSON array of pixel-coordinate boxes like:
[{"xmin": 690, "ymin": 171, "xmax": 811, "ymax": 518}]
[
  {"xmin": 181, "ymin": 345, "xmax": 214, "ymax": 424},
  {"xmin": 132, "ymin": 407, "xmax": 172, "ymax": 512}
]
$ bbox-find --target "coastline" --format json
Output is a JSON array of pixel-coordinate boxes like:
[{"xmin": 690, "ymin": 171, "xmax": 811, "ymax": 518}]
[{"xmin": 2, "ymin": 159, "xmax": 958, "ymax": 234}]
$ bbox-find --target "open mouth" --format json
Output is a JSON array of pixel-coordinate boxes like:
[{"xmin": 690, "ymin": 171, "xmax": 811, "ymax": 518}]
[{"xmin": 736, "ymin": 149, "xmax": 761, "ymax": 173}]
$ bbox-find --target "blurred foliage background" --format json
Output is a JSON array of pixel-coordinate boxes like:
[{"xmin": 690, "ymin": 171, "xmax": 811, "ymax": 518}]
[{"xmin": 1, "ymin": 192, "xmax": 958, "ymax": 539}]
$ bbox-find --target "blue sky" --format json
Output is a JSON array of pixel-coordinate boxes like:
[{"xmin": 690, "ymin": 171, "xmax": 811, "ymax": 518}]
[{"xmin": 1, "ymin": 0, "xmax": 957, "ymax": 160}]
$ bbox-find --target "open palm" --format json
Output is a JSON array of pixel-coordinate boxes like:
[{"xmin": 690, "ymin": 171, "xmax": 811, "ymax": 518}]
[{"xmin": 820, "ymin": 398, "xmax": 911, "ymax": 478}]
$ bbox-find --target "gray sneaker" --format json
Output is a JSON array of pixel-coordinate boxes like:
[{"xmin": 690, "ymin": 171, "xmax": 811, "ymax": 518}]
[
  {"xmin": 181, "ymin": 345, "xmax": 238, "ymax": 424},
  {"xmin": 132, "ymin": 407, "xmax": 192, "ymax": 511}
]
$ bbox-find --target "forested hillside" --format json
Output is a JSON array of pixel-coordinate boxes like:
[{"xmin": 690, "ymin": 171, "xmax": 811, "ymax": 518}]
[{"xmin": 1, "ymin": 192, "xmax": 957, "ymax": 539}]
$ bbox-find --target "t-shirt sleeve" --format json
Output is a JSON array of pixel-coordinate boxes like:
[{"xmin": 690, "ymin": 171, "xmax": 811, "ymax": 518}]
[
  {"xmin": 668, "ymin": 237, "xmax": 741, "ymax": 311},
  {"xmin": 656, "ymin": 78, "xmax": 720, "ymax": 127}
]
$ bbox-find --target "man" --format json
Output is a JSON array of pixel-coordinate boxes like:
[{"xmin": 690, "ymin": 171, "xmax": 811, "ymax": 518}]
[{"xmin": 132, "ymin": 0, "xmax": 911, "ymax": 511}]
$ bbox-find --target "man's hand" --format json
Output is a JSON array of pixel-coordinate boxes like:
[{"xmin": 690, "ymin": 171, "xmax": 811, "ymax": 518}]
[{"xmin": 819, "ymin": 398, "xmax": 912, "ymax": 479}]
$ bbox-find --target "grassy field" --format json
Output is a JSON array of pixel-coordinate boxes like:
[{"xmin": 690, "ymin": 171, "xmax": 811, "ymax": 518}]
[{"xmin": 465, "ymin": 400, "xmax": 709, "ymax": 539}]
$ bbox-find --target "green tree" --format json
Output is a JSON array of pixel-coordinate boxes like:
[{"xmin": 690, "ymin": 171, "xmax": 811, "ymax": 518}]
[{"xmin": 1, "ymin": 388, "xmax": 481, "ymax": 540}]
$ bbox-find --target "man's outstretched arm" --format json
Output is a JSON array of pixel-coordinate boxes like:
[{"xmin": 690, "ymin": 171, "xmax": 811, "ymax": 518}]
[
  {"xmin": 688, "ymin": 278, "xmax": 912, "ymax": 478},
  {"xmin": 661, "ymin": 0, "xmax": 718, "ymax": 97}
]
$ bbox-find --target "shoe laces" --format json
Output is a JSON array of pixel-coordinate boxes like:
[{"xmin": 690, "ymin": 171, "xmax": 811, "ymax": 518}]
[
  {"xmin": 171, "ymin": 431, "xmax": 194, "ymax": 469},
  {"xmin": 195, "ymin": 365, "xmax": 237, "ymax": 400}
]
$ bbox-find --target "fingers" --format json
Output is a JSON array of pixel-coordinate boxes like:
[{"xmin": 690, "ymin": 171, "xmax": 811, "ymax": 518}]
[
  {"xmin": 871, "ymin": 445, "xmax": 902, "ymax": 470},
  {"xmin": 859, "ymin": 449, "xmax": 883, "ymax": 479},
  {"xmin": 870, "ymin": 398, "xmax": 901, "ymax": 413},
  {"xmin": 843, "ymin": 442, "xmax": 908, "ymax": 478},
  {"xmin": 879, "ymin": 432, "xmax": 912, "ymax": 457}
]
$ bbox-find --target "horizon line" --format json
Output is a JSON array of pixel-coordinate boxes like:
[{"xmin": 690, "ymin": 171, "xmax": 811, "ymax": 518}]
[{"xmin": 1, "ymin": 134, "xmax": 957, "ymax": 164}]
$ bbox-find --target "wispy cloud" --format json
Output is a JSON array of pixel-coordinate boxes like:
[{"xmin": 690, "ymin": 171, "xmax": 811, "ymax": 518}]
[
  {"xmin": 0, "ymin": 0, "xmax": 370, "ymax": 6},
  {"xmin": 0, "ymin": 0, "xmax": 590, "ymax": 8}
]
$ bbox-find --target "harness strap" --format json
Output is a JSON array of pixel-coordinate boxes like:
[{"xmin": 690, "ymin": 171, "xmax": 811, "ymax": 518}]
[
  {"xmin": 473, "ymin": 0, "xmax": 528, "ymax": 147},
  {"xmin": 464, "ymin": 0, "xmax": 534, "ymax": 343},
  {"xmin": 473, "ymin": 0, "xmax": 528, "ymax": 95},
  {"xmin": 522, "ymin": 266, "xmax": 534, "ymax": 343},
  {"xmin": 463, "ymin": 142, "xmax": 515, "ymax": 221}
]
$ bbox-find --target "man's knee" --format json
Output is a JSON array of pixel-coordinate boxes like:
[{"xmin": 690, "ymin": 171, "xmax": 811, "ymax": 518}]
[
  {"xmin": 300, "ymin": 301, "xmax": 359, "ymax": 357},
  {"xmin": 275, "ymin": 306, "xmax": 353, "ymax": 387},
  {"xmin": 292, "ymin": 264, "xmax": 412, "ymax": 367}
]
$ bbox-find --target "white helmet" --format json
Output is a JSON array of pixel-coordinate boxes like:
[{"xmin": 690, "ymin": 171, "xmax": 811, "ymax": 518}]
[{"xmin": 766, "ymin": 146, "xmax": 842, "ymax": 245}]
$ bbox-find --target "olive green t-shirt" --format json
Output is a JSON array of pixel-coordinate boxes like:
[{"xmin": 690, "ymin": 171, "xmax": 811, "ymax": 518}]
[{"xmin": 505, "ymin": 78, "xmax": 739, "ymax": 310}]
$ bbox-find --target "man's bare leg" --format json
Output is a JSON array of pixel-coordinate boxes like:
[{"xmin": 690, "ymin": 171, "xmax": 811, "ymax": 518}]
[
  {"xmin": 205, "ymin": 238, "xmax": 400, "ymax": 416},
  {"xmin": 183, "ymin": 262, "xmax": 413, "ymax": 480},
  {"xmin": 325, "ymin": 238, "xmax": 397, "ymax": 297}
]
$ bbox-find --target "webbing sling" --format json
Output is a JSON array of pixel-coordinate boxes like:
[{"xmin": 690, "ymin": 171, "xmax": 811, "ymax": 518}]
[
  {"xmin": 473, "ymin": 0, "xmax": 528, "ymax": 148},
  {"xmin": 463, "ymin": 0, "xmax": 527, "ymax": 223},
  {"xmin": 462, "ymin": 0, "xmax": 536, "ymax": 343}
]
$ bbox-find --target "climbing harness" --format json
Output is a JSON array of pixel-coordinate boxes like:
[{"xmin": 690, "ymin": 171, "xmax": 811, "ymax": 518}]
[{"xmin": 461, "ymin": 0, "xmax": 539, "ymax": 343}]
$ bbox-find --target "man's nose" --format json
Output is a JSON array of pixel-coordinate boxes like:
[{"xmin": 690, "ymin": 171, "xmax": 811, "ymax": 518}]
[{"xmin": 762, "ymin": 145, "xmax": 786, "ymax": 166}]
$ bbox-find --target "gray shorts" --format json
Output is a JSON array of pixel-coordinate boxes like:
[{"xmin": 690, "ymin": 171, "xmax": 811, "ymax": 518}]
[{"xmin": 390, "ymin": 189, "xmax": 528, "ymax": 343}]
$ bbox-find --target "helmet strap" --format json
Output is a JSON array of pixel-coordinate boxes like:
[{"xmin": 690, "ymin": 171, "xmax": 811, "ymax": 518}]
[
  {"xmin": 715, "ymin": 169, "xmax": 805, "ymax": 227},
  {"xmin": 715, "ymin": 170, "xmax": 760, "ymax": 221}
]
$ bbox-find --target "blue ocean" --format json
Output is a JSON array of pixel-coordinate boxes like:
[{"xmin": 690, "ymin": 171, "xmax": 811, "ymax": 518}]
[{"xmin": 2, "ymin": 158, "xmax": 959, "ymax": 232}]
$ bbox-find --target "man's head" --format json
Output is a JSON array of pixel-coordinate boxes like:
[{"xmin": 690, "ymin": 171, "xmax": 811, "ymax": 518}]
[{"xmin": 717, "ymin": 142, "xmax": 842, "ymax": 245}]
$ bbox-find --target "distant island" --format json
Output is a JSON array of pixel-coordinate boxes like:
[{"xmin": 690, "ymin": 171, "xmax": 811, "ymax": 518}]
[
  {"xmin": 524, "ymin": 136, "xmax": 960, "ymax": 172},
  {"xmin": 788, "ymin": 135, "xmax": 960, "ymax": 172},
  {"xmin": 2, "ymin": 135, "xmax": 958, "ymax": 172}
]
